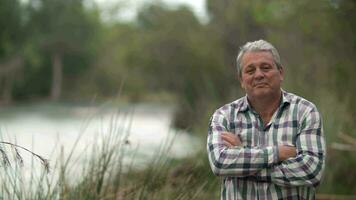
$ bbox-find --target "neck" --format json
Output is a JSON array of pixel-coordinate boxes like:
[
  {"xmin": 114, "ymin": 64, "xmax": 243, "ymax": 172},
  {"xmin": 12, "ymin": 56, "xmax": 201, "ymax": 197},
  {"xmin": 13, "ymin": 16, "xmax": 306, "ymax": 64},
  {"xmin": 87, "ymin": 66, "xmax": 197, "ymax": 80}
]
[{"xmin": 248, "ymin": 90, "xmax": 282, "ymax": 123}]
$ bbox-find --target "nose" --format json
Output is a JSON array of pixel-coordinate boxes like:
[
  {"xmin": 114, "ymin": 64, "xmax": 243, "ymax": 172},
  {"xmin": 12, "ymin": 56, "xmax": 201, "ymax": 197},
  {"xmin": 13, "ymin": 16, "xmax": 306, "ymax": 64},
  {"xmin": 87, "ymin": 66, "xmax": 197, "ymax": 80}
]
[{"xmin": 254, "ymin": 68, "xmax": 264, "ymax": 79}]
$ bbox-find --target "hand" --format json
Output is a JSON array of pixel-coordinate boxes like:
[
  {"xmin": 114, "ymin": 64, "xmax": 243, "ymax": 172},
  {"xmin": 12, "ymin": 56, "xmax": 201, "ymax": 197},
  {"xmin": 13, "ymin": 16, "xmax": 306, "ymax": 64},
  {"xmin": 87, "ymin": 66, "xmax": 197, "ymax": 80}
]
[
  {"xmin": 278, "ymin": 145, "xmax": 297, "ymax": 161},
  {"xmin": 221, "ymin": 132, "xmax": 242, "ymax": 147}
]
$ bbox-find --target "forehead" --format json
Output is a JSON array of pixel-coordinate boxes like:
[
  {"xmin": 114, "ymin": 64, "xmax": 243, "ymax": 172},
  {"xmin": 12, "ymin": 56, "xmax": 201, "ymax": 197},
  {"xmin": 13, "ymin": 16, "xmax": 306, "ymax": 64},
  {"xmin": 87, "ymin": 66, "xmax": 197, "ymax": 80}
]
[{"xmin": 241, "ymin": 51, "xmax": 274, "ymax": 67}]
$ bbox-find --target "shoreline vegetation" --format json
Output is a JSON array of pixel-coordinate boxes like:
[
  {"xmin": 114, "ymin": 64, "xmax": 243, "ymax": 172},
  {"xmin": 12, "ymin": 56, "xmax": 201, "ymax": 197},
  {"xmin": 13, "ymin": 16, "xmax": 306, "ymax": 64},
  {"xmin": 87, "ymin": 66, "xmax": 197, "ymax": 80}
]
[
  {"xmin": 0, "ymin": 124, "xmax": 220, "ymax": 199},
  {"xmin": 0, "ymin": 99, "xmax": 356, "ymax": 199}
]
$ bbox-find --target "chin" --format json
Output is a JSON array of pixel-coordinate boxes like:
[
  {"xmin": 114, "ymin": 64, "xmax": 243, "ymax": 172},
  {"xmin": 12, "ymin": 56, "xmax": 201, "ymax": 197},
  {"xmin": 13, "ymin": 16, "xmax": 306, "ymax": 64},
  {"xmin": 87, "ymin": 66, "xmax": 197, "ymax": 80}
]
[{"xmin": 251, "ymin": 90, "xmax": 271, "ymax": 97}]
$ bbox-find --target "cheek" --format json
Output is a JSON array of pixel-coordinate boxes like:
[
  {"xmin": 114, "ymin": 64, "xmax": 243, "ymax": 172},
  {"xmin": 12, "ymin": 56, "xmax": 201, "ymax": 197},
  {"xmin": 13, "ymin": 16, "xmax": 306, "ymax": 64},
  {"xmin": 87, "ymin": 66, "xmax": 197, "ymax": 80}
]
[
  {"xmin": 268, "ymin": 73, "xmax": 282, "ymax": 82},
  {"xmin": 240, "ymin": 78, "xmax": 248, "ymax": 87},
  {"xmin": 241, "ymin": 80, "xmax": 253, "ymax": 90},
  {"xmin": 275, "ymin": 74, "xmax": 283, "ymax": 82},
  {"xmin": 244, "ymin": 77, "xmax": 253, "ymax": 85}
]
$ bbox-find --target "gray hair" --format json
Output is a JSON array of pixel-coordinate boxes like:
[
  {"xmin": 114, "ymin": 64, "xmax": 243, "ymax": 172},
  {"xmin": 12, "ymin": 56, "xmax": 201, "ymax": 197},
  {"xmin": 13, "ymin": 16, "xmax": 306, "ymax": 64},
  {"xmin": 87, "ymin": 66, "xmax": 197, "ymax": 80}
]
[{"xmin": 236, "ymin": 39, "xmax": 282, "ymax": 78}]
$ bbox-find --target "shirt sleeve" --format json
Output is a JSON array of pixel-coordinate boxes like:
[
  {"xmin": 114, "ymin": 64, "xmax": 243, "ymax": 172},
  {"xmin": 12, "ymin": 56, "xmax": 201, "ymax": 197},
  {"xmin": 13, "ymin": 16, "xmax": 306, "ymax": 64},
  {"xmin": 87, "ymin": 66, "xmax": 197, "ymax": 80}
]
[
  {"xmin": 207, "ymin": 107, "xmax": 279, "ymax": 177},
  {"xmin": 256, "ymin": 107, "xmax": 326, "ymax": 187}
]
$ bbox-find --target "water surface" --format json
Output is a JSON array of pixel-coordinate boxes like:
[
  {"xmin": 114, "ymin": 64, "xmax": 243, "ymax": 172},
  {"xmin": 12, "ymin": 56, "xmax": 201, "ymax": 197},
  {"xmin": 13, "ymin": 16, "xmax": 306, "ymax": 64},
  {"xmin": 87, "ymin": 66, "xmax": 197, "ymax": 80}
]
[{"xmin": 0, "ymin": 102, "xmax": 200, "ymax": 177}]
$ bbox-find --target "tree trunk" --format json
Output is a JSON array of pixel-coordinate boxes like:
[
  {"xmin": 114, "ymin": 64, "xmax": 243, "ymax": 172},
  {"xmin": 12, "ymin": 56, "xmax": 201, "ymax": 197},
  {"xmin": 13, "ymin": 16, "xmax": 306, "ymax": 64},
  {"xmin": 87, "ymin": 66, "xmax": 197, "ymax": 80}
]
[
  {"xmin": 0, "ymin": 55, "xmax": 23, "ymax": 104},
  {"xmin": 50, "ymin": 52, "xmax": 62, "ymax": 101},
  {"xmin": 2, "ymin": 75, "xmax": 13, "ymax": 104}
]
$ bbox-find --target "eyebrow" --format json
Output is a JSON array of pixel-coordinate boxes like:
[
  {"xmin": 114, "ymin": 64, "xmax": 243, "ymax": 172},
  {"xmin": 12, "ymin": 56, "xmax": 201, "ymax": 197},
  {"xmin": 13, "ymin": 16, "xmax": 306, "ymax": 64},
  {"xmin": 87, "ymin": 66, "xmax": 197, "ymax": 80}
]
[
  {"xmin": 245, "ymin": 62, "xmax": 273, "ymax": 68},
  {"xmin": 244, "ymin": 65, "xmax": 255, "ymax": 70}
]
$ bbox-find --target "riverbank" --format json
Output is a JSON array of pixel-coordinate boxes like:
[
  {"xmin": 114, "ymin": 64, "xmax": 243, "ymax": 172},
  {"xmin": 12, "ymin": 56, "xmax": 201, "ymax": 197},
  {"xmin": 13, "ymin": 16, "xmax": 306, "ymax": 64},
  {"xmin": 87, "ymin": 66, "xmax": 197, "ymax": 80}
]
[{"xmin": 0, "ymin": 133, "xmax": 220, "ymax": 199}]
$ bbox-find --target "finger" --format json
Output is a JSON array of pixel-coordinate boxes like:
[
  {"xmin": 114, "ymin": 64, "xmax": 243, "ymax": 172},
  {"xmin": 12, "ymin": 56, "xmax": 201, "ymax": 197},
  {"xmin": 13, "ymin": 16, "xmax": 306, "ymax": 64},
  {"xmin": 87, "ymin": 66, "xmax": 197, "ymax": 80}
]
[
  {"xmin": 221, "ymin": 134, "xmax": 235, "ymax": 144},
  {"xmin": 221, "ymin": 133, "xmax": 240, "ymax": 146},
  {"xmin": 221, "ymin": 131, "xmax": 234, "ymax": 134},
  {"xmin": 221, "ymin": 132, "xmax": 235, "ymax": 137},
  {"xmin": 223, "ymin": 141, "xmax": 233, "ymax": 148},
  {"xmin": 221, "ymin": 133, "xmax": 237, "ymax": 141}
]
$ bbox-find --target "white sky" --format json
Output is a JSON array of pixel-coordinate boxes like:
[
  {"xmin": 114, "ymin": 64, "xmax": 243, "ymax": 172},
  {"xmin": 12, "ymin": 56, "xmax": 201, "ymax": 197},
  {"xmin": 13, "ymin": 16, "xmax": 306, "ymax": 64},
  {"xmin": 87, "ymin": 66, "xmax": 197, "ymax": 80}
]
[{"xmin": 94, "ymin": 0, "xmax": 207, "ymax": 23}]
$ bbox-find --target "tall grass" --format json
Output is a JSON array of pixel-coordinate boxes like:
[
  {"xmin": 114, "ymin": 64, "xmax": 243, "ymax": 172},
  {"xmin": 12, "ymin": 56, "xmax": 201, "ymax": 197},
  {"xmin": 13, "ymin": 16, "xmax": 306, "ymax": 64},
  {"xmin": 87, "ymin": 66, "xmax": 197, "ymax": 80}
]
[{"xmin": 0, "ymin": 105, "xmax": 219, "ymax": 200}]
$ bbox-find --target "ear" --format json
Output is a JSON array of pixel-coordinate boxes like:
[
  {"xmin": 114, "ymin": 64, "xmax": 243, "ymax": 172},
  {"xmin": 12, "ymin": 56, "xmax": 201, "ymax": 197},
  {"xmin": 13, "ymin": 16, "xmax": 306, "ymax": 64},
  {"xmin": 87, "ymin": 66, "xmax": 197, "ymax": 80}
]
[{"xmin": 279, "ymin": 66, "xmax": 284, "ymax": 81}]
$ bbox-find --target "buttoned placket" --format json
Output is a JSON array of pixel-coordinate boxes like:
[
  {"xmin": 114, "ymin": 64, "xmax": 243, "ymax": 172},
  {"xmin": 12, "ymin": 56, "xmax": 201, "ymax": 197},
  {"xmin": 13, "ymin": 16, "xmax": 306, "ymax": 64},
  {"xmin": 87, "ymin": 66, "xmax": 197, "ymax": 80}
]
[
  {"xmin": 252, "ymin": 107, "xmax": 281, "ymax": 200},
  {"xmin": 248, "ymin": 111, "xmax": 264, "ymax": 199}
]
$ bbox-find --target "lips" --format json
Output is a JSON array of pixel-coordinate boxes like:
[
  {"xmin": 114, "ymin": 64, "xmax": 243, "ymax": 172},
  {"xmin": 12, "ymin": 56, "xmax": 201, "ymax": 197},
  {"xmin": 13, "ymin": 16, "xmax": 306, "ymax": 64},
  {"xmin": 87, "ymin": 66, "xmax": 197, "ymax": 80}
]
[{"xmin": 254, "ymin": 83, "xmax": 268, "ymax": 87}]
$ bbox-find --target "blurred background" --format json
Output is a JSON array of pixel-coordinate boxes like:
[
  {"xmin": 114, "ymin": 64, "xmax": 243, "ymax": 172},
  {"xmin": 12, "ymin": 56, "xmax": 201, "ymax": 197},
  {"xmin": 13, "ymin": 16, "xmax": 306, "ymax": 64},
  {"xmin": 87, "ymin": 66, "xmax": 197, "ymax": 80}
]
[{"xmin": 0, "ymin": 0, "xmax": 356, "ymax": 199}]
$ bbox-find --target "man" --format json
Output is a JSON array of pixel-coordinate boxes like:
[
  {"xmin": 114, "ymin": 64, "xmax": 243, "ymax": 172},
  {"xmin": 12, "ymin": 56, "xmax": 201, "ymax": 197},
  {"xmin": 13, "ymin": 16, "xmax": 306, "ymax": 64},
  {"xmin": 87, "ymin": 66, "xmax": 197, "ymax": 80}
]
[{"xmin": 207, "ymin": 40, "xmax": 326, "ymax": 200}]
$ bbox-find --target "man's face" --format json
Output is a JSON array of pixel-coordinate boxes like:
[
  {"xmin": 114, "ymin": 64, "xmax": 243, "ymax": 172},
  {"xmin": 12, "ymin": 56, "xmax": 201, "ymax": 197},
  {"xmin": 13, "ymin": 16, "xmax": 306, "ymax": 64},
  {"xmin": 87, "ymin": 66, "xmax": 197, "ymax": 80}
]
[{"xmin": 239, "ymin": 51, "xmax": 284, "ymax": 99}]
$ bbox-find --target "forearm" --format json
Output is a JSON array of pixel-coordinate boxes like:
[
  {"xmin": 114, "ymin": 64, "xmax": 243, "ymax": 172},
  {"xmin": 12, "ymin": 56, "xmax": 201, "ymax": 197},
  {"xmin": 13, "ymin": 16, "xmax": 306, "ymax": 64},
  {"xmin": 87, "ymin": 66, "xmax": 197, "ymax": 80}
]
[
  {"xmin": 256, "ymin": 152, "xmax": 325, "ymax": 187},
  {"xmin": 258, "ymin": 107, "xmax": 326, "ymax": 187},
  {"xmin": 256, "ymin": 132, "xmax": 325, "ymax": 186},
  {"xmin": 207, "ymin": 142, "xmax": 279, "ymax": 177}
]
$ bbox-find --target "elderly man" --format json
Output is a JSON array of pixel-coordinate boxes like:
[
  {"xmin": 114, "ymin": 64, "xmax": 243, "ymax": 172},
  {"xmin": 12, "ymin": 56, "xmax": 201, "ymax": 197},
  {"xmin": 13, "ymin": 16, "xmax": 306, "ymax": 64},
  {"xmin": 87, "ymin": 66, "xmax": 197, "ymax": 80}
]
[{"xmin": 207, "ymin": 40, "xmax": 326, "ymax": 200}]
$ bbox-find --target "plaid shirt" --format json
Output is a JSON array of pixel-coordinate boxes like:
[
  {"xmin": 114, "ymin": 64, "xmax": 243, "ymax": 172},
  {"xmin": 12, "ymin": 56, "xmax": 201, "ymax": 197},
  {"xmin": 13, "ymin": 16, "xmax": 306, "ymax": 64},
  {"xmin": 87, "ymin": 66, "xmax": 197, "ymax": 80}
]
[{"xmin": 207, "ymin": 91, "xmax": 326, "ymax": 200}]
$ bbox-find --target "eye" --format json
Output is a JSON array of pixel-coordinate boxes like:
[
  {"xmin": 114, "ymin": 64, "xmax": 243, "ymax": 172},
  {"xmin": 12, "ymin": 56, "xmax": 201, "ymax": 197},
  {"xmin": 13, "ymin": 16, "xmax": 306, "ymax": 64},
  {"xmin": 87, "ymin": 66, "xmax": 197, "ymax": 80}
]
[
  {"xmin": 261, "ymin": 64, "xmax": 272, "ymax": 71},
  {"xmin": 244, "ymin": 68, "xmax": 255, "ymax": 74}
]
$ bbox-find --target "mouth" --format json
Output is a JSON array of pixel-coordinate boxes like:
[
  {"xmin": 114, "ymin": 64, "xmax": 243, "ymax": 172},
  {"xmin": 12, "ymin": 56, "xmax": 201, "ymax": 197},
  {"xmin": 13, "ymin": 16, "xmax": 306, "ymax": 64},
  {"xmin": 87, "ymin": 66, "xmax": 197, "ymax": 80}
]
[{"xmin": 254, "ymin": 83, "xmax": 268, "ymax": 88}]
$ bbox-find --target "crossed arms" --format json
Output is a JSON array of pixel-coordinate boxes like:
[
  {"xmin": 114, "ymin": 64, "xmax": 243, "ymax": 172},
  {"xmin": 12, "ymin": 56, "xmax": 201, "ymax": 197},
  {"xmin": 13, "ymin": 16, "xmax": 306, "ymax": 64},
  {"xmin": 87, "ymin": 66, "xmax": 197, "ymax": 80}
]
[
  {"xmin": 207, "ymin": 108, "xmax": 326, "ymax": 187},
  {"xmin": 221, "ymin": 132, "xmax": 297, "ymax": 162}
]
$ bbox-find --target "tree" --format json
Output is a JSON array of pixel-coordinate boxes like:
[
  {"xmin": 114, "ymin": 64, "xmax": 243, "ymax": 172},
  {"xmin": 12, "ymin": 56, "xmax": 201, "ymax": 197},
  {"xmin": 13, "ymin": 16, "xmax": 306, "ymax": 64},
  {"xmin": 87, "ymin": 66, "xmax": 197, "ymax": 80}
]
[
  {"xmin": 0, "ymin": 0, "xmax": 25, "ymax": 104},
  {"xmin": 132, "ymin": 4, "xmax": 231, "ymax": 129},
  {"xmin": 26, "ymin": 0, "xmax": 101, "ymax": 101},
  {"xmin": 206, "ymin": 0, "xmax": 267, "ymax": 75}
]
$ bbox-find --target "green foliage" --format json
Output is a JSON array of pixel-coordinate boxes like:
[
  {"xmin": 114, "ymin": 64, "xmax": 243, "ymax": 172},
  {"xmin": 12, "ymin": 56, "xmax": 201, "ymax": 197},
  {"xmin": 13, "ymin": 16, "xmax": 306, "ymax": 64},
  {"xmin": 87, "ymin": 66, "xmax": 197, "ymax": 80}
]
[
  {"xmin": 1, "ymin": 0, "xmax": 356, "ymax": 195},
  {"xmin": 27, "ymin": 0, "xmax": 98, "ymax": 52},
  {"xmin": 2, "ymin": 0, "xmax": 103, "ymax": 101},
  {"xmin": 1, "ymin": 0, "xmax": 355, "ymax": 128},
  {"xmin": 0, "ymin": 0, "xmax": 24, "ymax": 56}
]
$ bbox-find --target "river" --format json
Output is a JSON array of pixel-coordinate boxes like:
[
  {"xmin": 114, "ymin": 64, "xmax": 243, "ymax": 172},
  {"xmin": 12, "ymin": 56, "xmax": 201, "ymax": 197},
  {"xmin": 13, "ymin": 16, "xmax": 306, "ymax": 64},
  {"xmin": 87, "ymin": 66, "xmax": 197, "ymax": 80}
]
[{"xmin": 0, "ymin": 102, "xmax": 201, "ymax": 184}]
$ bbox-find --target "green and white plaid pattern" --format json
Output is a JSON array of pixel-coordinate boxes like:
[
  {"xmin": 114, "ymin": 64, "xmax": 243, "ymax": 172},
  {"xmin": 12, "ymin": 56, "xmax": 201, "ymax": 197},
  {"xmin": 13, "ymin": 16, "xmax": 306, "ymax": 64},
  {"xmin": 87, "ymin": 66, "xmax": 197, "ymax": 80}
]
[{"xmin": 207, "ymin": 91, "xmax": 326, "ymax": 200}]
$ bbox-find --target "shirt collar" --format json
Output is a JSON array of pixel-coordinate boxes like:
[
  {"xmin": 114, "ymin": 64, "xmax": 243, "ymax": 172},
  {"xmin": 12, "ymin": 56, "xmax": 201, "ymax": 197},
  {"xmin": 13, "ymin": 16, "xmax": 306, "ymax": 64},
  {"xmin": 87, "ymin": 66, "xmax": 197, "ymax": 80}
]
[
  {"xmin": 238, "ymin": 89, "xmax": 291, "ymax": 113},
  {"xmin": 239, "ymin": 95, "xmax": 250, "ymax": 112},
  {"xmin": 280, "ymin": 89, "xmax": 292, "ymax": 108}
]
